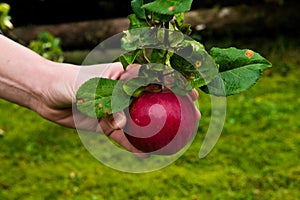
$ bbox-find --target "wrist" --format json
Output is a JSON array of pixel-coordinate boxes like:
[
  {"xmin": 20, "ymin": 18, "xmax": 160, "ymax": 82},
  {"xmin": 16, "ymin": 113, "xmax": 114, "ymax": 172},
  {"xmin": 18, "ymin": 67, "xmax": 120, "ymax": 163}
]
[{"xmin": 32, "ymin": 61, "xmax": 80, "ymax": 114}]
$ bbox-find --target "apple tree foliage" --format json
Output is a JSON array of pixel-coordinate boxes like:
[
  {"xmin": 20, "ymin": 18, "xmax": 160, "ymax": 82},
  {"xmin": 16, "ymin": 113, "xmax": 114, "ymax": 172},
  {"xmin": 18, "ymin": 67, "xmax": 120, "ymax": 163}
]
[
  {"xmin": 76, "ymin": 0, "xmax": 272, "ymax": 118},
  {"xmin": 0, "ymin": 2, "xmax": 13, "ymax": 31}
]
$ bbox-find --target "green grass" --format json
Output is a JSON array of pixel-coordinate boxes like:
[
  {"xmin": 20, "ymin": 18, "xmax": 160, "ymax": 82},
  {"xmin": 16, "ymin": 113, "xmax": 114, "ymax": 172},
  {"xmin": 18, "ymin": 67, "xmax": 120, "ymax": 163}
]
[{"xmin": 1, "ymin": 36, "xmax": 300, "ymax": 200}]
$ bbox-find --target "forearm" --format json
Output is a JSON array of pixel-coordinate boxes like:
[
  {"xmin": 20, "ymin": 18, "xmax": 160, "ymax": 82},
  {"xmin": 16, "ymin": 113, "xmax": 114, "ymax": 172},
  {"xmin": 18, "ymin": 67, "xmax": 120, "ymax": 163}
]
[{"xmin": 0, "ymin": 35, "xmax": 78, "ymax": 110}]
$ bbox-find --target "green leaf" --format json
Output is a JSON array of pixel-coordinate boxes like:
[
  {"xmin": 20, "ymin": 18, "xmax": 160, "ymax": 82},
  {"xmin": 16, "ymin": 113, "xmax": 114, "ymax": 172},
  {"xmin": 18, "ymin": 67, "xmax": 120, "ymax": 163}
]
[
  {"xmin": 174, "ymin": 13, "xmax": 184, "ymax": 27},
  {"xmin": 111, "ymin": 81, "xmax": 132, "ymax": 113},
  {"xmin": 210, "ymin": 47, "xmax": 272, "ymax": 72},
  {"xmin": 123, "ymin": 77, "xmax": 149, "ymax": 97},
  {"xmin": 150, "ymin": 49, "xmax": 168, "ymax": 64},
  {"xmin": 138, "ymin": 64, "xmax": 161, "ymax": 78},
  {"xmin": 128, "ymin": 14, "xmax": 149, "ymax": 29},
  {"xmin": 201, "ymin": 47, "xmax": 272, "ymax": 96},
  {"xmin": 131, "ymin": 0, "xmax": 146, "ymax": 19},
  {"xmin": 121, "ymin": 28, "xmax": 159, "ymax": 51},
  {"xmin": 76, "ymin": 78, "xmax": 130, "ymax": 118},
  {"xmin": 151, "ymin": 63, "xmax": 166, "ymax": 72},
  {"xmin": 142, "ymin": 0, "xmax": 193, "ymax": 15},
  {"xmin": 119, "ymin": 49, "xmax": 142, "ymax": 68},
  {"xmin": 169, "ymin": 72, "xmax": 193, "ymax": 96},
  {"xmin": 152, "ymin": 13, "xmax": 174, "ymax": 22},
  {"xmin": 174, "ymin": 13, "xmax": 192, "ymax": 35},
  {"xmin": 0, "ymin": 3, "xmax": 13, "ymax": 31},
  {"xmin": 169, "ymin": 30, "xmax": 184, "ymax": 47},
  {"xmin": 123, "ymin": 66, "xmax": 163, "ymax": 97},
  {"xmin": 179, "ymin": 24, "xmax": 192, "ymax": 36},
  {"xmin": 170, "ymin": 40, "xmax": 218, "ymax": 88}
]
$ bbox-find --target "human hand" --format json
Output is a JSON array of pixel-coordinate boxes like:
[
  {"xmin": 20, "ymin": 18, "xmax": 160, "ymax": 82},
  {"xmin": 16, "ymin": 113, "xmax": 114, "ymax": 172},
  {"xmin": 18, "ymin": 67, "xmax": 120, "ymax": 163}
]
[
  {"xmin": 33, "ymin": 62, "xmax": 145, "ymax": 154},
  {"xmin": 35, "ymin": 61, "xmax": 200, "ymax": 154}
]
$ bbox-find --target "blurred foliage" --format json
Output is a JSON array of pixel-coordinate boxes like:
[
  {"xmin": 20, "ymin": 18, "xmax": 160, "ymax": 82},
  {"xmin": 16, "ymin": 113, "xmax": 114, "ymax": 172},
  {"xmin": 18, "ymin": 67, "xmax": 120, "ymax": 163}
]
[
  {"xmin": 28, "ymin": 31, "xmax": 64, "ymax": 62},
  {"xmin": 1, "ymin": 2, "xmax": 64, "ymax": 62},
  {"xmin": 0, "ymin": 2, "xmax": 13, "ymax": 32}
]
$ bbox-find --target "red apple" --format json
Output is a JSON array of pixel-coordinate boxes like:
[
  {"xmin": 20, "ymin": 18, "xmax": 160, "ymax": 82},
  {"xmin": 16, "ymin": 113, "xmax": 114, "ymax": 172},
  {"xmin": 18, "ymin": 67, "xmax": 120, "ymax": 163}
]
[{"xmin": 124, "ymin": 89, "xmax": 199, "ymax": 155}]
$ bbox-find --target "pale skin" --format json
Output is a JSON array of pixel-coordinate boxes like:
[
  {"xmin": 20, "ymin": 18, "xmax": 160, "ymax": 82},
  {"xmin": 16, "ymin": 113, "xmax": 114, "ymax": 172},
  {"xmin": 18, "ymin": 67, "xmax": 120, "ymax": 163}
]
[{"xmin": 0, "ymin": 35, "xmax": 200, "ymax": 155}]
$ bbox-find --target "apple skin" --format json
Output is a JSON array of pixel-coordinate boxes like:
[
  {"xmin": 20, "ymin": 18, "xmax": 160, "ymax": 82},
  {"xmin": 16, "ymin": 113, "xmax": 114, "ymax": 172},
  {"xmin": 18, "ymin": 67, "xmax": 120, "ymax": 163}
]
[{"xmin": 124, "ymin": 89, "xmax": 199, "ymax": 155}]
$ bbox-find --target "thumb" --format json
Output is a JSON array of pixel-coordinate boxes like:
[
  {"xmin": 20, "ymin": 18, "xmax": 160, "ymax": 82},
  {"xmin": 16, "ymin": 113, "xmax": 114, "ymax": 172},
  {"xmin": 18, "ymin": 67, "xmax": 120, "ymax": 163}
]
[{"xmin": 119, "ymin": 64, "xmax": 141, "ymax": 81}]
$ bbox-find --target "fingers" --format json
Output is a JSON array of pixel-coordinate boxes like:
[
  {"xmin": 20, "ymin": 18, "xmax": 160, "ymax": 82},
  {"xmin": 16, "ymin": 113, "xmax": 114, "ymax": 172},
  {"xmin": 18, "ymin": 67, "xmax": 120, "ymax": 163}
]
[
  {"xmin": 119, "ymin": 64, "xmax": 141, "ymax": 81},
  {"xmin": 105, "ymin": 62, "xmax": 124, "ymax": 80},
  {"xmin": 188, "ymin": 88, "xmax": 199, "ymax": 101},
  {"xmin": 186, "ymin": 89, "xmax": 201, "ymax": 120},
  {"xmin": 73, "ymin": 111, "xmax": 148, "ymax": 157},
  {"xmin": 98, "ymin": 112, "xmax": 149, "ymax": 157},
  {"xmin": 97, "ymin": 112, "xmax": 127, "ymax": 136}
]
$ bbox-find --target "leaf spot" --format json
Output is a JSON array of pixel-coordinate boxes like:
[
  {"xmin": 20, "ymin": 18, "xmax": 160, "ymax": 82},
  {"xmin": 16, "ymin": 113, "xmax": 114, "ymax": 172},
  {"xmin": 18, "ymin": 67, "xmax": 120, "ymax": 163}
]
[
  {"xmin": 245, "ymin": 50, "xmax": 254, "ymax": 58},
  {"xmin": 195, "ymin": 60, "xmax": 202, "ymax": 67},
  {"xmin": 168, "ymin": 6, "xmax": 174, "ymax": 11}
]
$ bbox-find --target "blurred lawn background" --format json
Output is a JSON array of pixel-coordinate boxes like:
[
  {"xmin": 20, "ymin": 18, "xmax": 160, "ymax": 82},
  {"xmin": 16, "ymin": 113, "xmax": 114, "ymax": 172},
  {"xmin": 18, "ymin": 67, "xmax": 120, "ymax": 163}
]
[{"xmin": 0, "ymin": 34, "xmax": 299, "ymax": 199}]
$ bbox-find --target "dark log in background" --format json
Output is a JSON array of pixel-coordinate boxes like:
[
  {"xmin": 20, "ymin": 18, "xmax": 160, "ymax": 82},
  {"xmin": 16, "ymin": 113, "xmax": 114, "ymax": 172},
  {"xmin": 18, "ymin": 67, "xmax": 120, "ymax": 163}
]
[
  {"xmin": 7, "ymin": 0, "xmax": 279, "ymax": 26},
  {"xmin": 4, "ymin": 0, "xmax": 300, "ymax": 50}
]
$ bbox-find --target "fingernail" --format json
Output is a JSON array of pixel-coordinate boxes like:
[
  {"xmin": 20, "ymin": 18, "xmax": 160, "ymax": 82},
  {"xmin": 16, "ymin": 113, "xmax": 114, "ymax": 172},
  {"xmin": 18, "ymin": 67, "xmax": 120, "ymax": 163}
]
[{"xmin": 109, "ymin": 112, "xmax": 126, "ymax": 129}]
